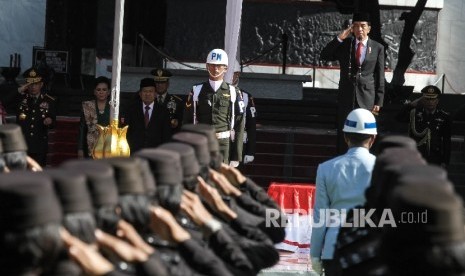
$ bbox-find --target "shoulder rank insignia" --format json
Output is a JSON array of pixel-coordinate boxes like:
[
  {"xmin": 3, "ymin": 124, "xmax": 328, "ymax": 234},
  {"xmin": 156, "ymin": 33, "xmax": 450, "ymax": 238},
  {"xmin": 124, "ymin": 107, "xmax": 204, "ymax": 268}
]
[{"xmin": 45, "ymin": 93, "xmax": 56, "ymax": 101}]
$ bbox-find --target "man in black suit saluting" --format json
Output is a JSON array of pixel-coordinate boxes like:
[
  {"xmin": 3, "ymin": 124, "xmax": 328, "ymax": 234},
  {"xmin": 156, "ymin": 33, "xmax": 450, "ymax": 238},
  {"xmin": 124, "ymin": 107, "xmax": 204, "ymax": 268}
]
[{"xmin": 321, "ymin": 13, "xmax": 385, "ymax": 153}]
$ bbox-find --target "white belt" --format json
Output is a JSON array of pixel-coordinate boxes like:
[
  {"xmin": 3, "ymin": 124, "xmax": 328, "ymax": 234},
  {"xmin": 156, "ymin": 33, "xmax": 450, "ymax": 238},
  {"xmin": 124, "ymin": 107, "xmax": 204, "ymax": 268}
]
[{"xmin": 216, "ymin": 131, "xmax": 230, "ymax": 139}]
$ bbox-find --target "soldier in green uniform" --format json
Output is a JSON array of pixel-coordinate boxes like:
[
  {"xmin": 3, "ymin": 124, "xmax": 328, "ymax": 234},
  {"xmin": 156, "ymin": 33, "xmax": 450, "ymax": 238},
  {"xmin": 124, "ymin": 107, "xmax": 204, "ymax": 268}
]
[
  {"xmin": 16, "ymin": 67, "xmax": 56, "ymax": 166},
  {"xmin": 183, "ymin": 49, "xmax": 245, "ymax": 167},
  {"xmin": 397, "ymin": 85, "xmax": 451, "ymax": 166},
  {"xmin": 151, "ymin": 68, "xmax": 184, "ymax": 133}
]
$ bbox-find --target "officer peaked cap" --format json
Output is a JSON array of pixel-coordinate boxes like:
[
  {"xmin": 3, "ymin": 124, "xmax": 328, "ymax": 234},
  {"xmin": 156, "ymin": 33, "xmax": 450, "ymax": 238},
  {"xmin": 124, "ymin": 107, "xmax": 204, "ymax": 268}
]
[
  {"xmin": 421, "ymin": 85, "xmax": 441, "ymax": 99},
  {"xmin": 22, "ymin": 67, "xmax": 44, "ymax": 84},
  {"xmin": 151, "ymin": 68, "xmax": 172, "ymax": 82}
]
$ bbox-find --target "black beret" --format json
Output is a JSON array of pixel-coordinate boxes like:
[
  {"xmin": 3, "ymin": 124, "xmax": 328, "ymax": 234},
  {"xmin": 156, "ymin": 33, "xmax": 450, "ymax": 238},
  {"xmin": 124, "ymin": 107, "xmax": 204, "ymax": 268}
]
[
  {"xmin": 0, "ymin": 124, "xmax": 28, "ymax": 152},
  {"xmin": 421, "ymin": 85, "xmax": 441, "ymax": 99},
  {"xmin": 98, "ymin": 157, "xmax": 146, "ymax": 194},
  {"xmin": 158, "ymin": 142, "xmax": 201, "ymax": 179},
  {"xmin": 140, "ymin": 78, "xmax": 156, "ymax": 90},
  {"xmin": 0, "ymin": 172, "xmax": 62, "ymax": 231},
  {"xmin": 44, "ymin": 168, "xmax": 93, "ymax": 214},
  {"xmin": 61, "ymin": 160, "xmax": 119, "ymax": 208},
  {"xmin": 150, "ymin": 68, "xmax": 172, "ymax": 82},
  {"xmin": 22, "ymin": 67, "xmax": 43, "ymax": 84},
  {"xmin": 373, "ymin": 135, "xmax": 417, "ymax": 155},
  {"xmin": 134, "ymin": 148, "xmax": 183, "ymax": 186},
  {"xmin": 353, "ymin": 12, "xmax": 371, "ymax": 23},
  {"xmin": 180, "ymin": 123, "xmax": 220, "ymax": 153}
]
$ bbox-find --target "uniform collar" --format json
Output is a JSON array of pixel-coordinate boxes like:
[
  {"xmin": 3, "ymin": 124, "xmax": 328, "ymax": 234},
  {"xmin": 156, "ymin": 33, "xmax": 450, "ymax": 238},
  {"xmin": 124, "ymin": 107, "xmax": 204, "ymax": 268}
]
[{"xmin": 347, "ymin": 146, "xmax": 370, "ymax": 155}]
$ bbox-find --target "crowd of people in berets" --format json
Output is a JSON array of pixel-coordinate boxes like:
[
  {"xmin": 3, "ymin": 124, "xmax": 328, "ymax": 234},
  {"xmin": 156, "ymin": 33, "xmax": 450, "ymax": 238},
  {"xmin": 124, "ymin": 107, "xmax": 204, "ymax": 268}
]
[{"xmin": 0, "ymin": 122, "xmax": 286, "ymax": 276}]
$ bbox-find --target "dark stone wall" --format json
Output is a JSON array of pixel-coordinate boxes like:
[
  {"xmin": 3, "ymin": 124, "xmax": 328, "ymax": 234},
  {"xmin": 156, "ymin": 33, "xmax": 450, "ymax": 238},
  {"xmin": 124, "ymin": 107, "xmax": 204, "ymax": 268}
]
[
  {"xmin": 165, "ymin": 0, "xmax": 438, "ymax": 72},
  {"xmin": 380, "ymin": 9, "xmax": 438, "ymax": 72}
]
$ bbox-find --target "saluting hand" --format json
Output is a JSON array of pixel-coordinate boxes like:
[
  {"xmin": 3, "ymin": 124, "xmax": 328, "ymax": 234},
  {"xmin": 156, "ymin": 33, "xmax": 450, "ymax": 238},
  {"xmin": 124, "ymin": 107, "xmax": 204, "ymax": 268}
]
[
  {"xmin": 338, "ymin": 25, "xmax": 353, "ymax": 41},
  {"xmin": 17, "ymin": 83, "xmax": 31, "ymax": 94}
]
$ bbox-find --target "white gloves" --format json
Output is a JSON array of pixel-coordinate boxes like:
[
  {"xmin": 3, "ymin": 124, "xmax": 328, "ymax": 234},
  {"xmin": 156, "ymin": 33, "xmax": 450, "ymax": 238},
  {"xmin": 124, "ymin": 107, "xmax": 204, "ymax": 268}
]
[
  {"xmin": 311, "ymin": 257, "xmax": 323, "ymax": 275},
  {"xmin": 229, "ymin": 161, "xmax": 240, "ymax": 167},
  {"xmin": 243, "ymin": 155, "xmax": 255, "ymax": 164}
]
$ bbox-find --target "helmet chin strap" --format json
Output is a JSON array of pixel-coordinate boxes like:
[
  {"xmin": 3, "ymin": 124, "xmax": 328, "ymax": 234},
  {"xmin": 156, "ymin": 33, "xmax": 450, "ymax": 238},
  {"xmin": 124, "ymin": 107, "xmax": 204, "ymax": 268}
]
[{"xmin": 207, "ymin": 67, "xmax": 226, "ymax": 79}]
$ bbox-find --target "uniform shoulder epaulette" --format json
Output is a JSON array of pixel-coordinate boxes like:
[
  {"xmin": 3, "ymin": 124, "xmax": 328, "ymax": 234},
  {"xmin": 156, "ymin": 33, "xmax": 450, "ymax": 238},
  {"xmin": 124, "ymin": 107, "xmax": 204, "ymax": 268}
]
[
  {"xmin": 439, "ymin": 109, "xmax": 450, "ymax": 116},
  {"xmin": 172, "ymin": 95, "xmax": 183, "ymax": 101},
  {"xmin": 44, "ymin": 93, "xmax": 56, "ymax": 101}
]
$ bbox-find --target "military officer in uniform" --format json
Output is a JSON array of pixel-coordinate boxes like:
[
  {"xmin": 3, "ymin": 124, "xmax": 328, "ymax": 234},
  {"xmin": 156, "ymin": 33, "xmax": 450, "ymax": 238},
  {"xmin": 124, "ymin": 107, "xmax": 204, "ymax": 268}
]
[
  {"xmin": 183, "ymin": 49, "xmax": 245, "ymax": 167},
  {"xmin": 151, "ymin": 68, "xmax": 184, "ymax": 133},
  {"xmin": 232, "ymin": 70, "xmax": 257, "ymax": 164},
  {"xmin": 397, "ymin": 85, "xmax": 451, "ymax": 166},
  {"xmin": 16, "ymin": 67, "xmax": 56, "ymax": 166}
]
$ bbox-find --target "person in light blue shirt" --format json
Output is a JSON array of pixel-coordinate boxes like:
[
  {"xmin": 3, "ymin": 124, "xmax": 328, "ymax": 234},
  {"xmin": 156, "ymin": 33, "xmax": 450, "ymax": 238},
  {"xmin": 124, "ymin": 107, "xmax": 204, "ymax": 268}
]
[{"xmin": 310, "ymin": 108, "xmax": 377, "ymax": 276}]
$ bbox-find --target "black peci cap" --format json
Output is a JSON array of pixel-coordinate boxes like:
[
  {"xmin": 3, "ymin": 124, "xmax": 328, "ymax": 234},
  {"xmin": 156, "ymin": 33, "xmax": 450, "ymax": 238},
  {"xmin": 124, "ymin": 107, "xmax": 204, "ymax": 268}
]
[
  {"xmin": 353, "ymin": 12, "xmax": 371, "ymax": 23},
  {"xmin": 61, "ymin": 160, "xmax": 119, "ymax": 208},
  {"xmin": 367, "ymin": 164, "xmax": 450, "ymax": 210},
  {"xmin": 171, "ymin": 131, "xmax": 210, "ymax": 167},
  {"xmin": 44, "ymin": 168, "xmax": 93, "ymax": 214},
  {"xmin": 385, "ymin": 181, "xmax": 464, "ymax": 245},
  {"xmin": 135, "ymin": 157, "xmax": 157, "ymax": 196},
  {"xmin": 0, "ymin": 172, "xmax": 62, "ymax": 231},
  {"xmin": 140, "ymin": 78, "xmax": 156, "ymax": 90},
  {"xmin": 180, "ymin": 123, "xmax": 220, "ymax": 153},
  {"xmin": 0, "ymin": 124, "xmax": 28, "ymax": 152},
  {"xmin": 369, "ymin": 147, "xmax": 426, "ymax": 187},
  {"xmin": 374, "ymin": 135, "xmax": 417, "ymax": 155},
  {"xmin": 98, "ymin": 157, "xmax": 146, "ymax": 195},
  {"xmin": 158, "ymin": 142, "xmax": 201, "ymax": 179},
  {"xmin": 134, "ymin": 148, "xmax": 183, "ymax": 187}
]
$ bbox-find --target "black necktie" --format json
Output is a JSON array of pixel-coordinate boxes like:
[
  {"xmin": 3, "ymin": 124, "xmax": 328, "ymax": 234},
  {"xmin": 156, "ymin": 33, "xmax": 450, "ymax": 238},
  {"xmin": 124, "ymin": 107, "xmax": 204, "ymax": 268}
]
[{"xmin": 144, "ymin": 105, "xmax": 150, "ymax": 127}]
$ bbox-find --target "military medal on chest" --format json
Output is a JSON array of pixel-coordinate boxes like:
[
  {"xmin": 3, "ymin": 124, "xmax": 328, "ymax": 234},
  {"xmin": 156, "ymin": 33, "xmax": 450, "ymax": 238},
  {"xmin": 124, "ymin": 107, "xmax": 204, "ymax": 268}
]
[{"xmin": 167, "ymin": 98, "xmax": 176, "ymax": 113}]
